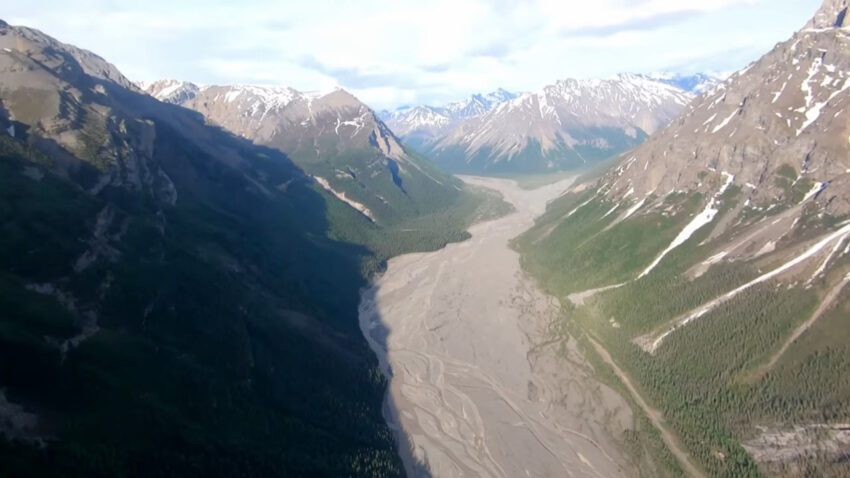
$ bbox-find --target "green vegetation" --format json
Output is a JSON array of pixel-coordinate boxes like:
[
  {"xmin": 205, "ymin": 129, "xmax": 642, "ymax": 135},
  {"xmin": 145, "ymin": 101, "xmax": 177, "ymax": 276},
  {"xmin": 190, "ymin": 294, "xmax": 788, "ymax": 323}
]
[
  {"xmin": 0, "ymin": 40, "xmax": 511, "ymax": 472},
  {"xmin": 568, "ymin": 329, "xmax": 685, "ymax": 478},
  {"xmin": 517, "ymin": 184, "xmax": 850, "ymax": 477},
  {"xmin": 280, "ymin": 127, "xmax": 470, "ymax": 228},
  {"xmin": 0, "ymin": 71, "xmax": 511, "ymax": 476},
  {"xmin": 327, "ymin": 182, "xmax": 511, "ymax": 271},
  {"xmin": 520, "ymin": 191, "xmax": 703, "ymax": 294},
  {"xmin": 0, "ymin": 132, "xmax": 406, "ymax": 476}
]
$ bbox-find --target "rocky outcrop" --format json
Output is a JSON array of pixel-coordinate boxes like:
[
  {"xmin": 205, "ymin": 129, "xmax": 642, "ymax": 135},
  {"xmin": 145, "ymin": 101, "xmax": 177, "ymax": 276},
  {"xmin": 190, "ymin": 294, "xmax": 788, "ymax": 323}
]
[
  {"xmin": 601, "ymin": 1, "xmax": 850, "ymax": 232},
  {"xmin": 805, "ymin": 0, "xmax": 848, "ymax": 29}
]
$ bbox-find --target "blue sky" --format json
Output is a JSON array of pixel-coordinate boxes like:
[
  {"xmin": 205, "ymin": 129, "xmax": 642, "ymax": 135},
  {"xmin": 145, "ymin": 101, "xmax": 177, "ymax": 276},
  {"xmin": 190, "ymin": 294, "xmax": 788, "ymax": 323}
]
[{"xmin": 6, "ymin": 0, "xmax": 822, "ymax": 109}]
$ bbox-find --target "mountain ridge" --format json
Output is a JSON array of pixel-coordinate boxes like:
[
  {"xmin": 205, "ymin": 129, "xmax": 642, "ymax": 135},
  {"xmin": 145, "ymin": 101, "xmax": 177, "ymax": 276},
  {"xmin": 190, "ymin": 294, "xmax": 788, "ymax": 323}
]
[
  {"xmin": 142, "ymin": 79, "xmax": 466, "ymax": 226},
  {"xmin": 379, "ymin": 88, "xmax": 520, "ymax": 149},
  {"xmin": 422, "ymin": 73, "xmax": 699, "ymax": 174},
  {"xmin": 0, "ymin": 17, "xmax": 416, "ymax": 476},
  {"xmin": 517, "ymin": 1, "xmax": 850, "ymax": 475}
]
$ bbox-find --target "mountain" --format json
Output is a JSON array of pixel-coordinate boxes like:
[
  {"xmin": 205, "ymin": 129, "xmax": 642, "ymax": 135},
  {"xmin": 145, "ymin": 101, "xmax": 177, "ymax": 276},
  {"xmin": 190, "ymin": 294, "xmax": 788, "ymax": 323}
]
[
  {"xmin": 445, "ymin": 88, "xmax": 518, "ymax": 116},
  {"xmin": 0, "ymin": 18, "xmax": 421, "ymax": 476},
  {"xmin": 519, "ymin": 1, "xmax": 850, "ymax": 476},
  {"xmin": 379, "ymin": 88, "xmax": 519, "ymax": 149},
  {"xmin": 143, "ymin": 80, "xmax": 464, "ymax": 227},
  {"xmin": 644, "ymin": 72, "xmax": 723, "ymax": 94},
  {"xmin": 424, "ymin": 74, "xmax": 693, "ymax": 174}
]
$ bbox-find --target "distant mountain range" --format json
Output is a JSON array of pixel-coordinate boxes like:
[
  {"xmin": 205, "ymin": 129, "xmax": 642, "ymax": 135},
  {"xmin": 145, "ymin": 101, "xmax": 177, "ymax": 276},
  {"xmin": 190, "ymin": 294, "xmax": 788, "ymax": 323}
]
[
  {"xmin": 382, "ymin": 73, "xmax": 721, "ymax": 174},
  {"xmin": 379, "ymin": 88, "xmax": 519, "ymax": 147},
  {"xmin": 144, "ymin": 73, "xmax": 720, "ymax": 178},
  {"xmin": 646, "ymin": 72, "xmax": 722, "ymax": 94}
]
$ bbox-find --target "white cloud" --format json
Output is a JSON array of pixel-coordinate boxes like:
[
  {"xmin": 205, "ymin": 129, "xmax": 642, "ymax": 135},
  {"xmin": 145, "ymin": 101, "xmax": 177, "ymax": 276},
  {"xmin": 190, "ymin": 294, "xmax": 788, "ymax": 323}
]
[{"xmin": 6, "ymin": 0, "xmax": 821, "ymax": 109}]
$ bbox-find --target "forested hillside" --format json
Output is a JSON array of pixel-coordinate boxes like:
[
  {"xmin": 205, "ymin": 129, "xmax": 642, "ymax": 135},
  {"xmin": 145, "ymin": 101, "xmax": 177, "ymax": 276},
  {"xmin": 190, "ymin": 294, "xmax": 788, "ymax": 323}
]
[
  {"xmin": 0, "ymin": 19, "xmax": 501, "ymax": 477},
  {"xmin": 518, "ymin": 1, "xmax": 850, "ymax": 476}
]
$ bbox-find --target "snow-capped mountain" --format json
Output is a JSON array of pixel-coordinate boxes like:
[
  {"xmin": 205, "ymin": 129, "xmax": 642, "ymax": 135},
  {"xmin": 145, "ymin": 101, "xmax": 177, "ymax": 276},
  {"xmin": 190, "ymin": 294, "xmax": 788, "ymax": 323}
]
[
  {"xmin": 380, "ymin": 88, "xmax": 519, "ymax": 147},
  {"xmin": 643, "ymin": 72, "xmax": 723, "ymax": 94},
  {"xmin": 424, "ymin": 74, "xmax": 694, "ymax": 174},
  {"xmin": 443, "ymin": 88, "xmax": 519, "ymax": 118},
  {"xmin": 380, "ymin": 105, "xmax": 452, "ymax": 138},
  {"xmin": 603, "ymin": 1, "xmax": 850, "ymax": 220},
  {"xmin": 138, "ymin": 79, "xmax": 201, "ymax": 103},
  {"xmin": 142, "ymin": 81, "xmax": 464, "ymax": 224}
]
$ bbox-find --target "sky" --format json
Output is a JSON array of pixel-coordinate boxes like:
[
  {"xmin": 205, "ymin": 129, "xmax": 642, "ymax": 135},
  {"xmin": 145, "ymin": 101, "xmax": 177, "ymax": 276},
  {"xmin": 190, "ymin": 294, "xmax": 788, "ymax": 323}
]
[{"xmin": 6, "ymin": 0, "xmax": 823, "ymax": 110}]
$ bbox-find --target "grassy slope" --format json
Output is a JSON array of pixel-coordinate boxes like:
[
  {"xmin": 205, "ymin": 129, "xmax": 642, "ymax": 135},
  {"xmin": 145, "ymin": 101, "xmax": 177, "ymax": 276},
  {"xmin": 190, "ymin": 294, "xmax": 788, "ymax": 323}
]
[{"xmin": 516, "ymin": 179, "xmax": 850, "ymax": 477}]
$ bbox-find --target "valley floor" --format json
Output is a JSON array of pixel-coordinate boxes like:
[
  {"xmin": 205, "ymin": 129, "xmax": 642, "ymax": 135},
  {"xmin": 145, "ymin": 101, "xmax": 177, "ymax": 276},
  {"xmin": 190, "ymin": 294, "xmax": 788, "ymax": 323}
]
[{"xmin": 359, "ymin": 176, "xmax": 634, "ymax": 477}]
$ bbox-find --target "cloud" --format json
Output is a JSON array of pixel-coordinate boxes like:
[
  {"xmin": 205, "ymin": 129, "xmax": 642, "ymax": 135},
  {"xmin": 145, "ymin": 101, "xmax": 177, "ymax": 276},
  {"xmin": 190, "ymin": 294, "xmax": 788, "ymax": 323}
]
[
  {"xmin": 420, "ymin": 63, "xmax": 452, "ymax": 73},
  {"xmin": 294, "ymin": 56, "xmax": 412, "ymax": 89},
  {"xmin": 470, "ymin": 41, "xmax": 514, "ymax": 59},
  {"xmin": 560, "ymin": 10, "xmax": 702, "ymax": 37},
  {"xmin": 5, "ymin": 0, "xmax": 821, "ymax": 109}
]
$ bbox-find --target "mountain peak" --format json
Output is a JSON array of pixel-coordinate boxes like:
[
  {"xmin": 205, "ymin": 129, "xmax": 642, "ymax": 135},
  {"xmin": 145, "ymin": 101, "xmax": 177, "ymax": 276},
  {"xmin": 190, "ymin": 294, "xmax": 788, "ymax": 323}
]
[
  {"xmin": 806, "ymin": 0, "xmax": 849, "ymax": 29},
  {"xmin": 142, "ymin": 79, "xmax": 201, "ymax": 104},
  {"xmin": 317, "ymin": 86, "xmax": 360, "ymax": 104},
  {"xmin": 382, "ymin": 89, "xmax": 519, "ymax": 140},
  {"xmin": 424, "ymin": 74, "xmax": 695, "ymax": 174}
]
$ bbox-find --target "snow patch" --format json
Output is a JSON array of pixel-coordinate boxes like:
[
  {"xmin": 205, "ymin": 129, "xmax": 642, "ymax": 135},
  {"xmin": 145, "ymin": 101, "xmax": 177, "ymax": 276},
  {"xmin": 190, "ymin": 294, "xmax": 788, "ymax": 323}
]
[
  {"xmin": 224, "ymin": 89, "xmax": 242, "ymax": 103},
  {"xmin": 155, "ymin": 82, "xmax": 186, "ymax": 100},
  {"xmin": 638, "ymin": 172, "xmax": 733, "ymax": 278},
  {"xmin": 798, "ymin": 78, "xmax": 850, "ymax": 135},
  {"xmin": 802, "ymin": 182, "xmax": 827, "ymax": 202},
  {"xmin": 810, "ymin": 236, "xmax": 847, "ymax": 282},
  {"xmin": 601, "ymin": 203, "xmax": 620, "ymax": 219},
  {"xmin": 649, "ymin": 221, "xmax": 850, "ymax": 352},
  {"xmin": 622, "ymin": 197, "xmax": 647, "ymax": 221},
  {"xmin": 771, "ymin": 81, "xmax": 788, "ymax": 103},
  {"xmin": 566, "ymin": 196, "xmax": 596, "ymax": 218},
  {"xmin": 712, "ymin": 108, "xmax": 738, "ymax": 133}
]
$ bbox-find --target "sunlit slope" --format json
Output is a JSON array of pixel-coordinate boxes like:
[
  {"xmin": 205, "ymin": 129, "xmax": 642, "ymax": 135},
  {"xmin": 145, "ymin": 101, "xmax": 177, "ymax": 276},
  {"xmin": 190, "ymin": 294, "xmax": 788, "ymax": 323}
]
[{"xmin": 518, "ymin": 1, "xmax": 850, "ymax": 476}]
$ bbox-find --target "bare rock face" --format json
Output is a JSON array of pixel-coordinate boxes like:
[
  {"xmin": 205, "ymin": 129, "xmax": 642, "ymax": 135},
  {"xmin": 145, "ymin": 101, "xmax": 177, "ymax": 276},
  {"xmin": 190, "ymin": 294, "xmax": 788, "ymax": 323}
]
[
  {"xmin": 563, "ymin": 0, "xmax": 850, "ymax": 307},
  {"xmin": 0, "ymin": 21, "xmax": 177, "ymax": 203},
  {"xmin": 145, "ymin": 81, "xmax": 407, "ymax": 161},
  {"xmin": 601, "ymin": 1, "xmax": 850, "ymax": 227},
  {"xmin": 0, "ymin": 19, "xmax": 311, "ymax": 208},
  {"xmin": 1, "ymin": 22, "xmax": 138, "ymax": 92},
  {"xmin": 527, "ymin": 5, "xmax": 850, "ymax": 472},
  {"xmin": 805, "ymin": 0, "xmax": 848, "ymax": 29}
]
